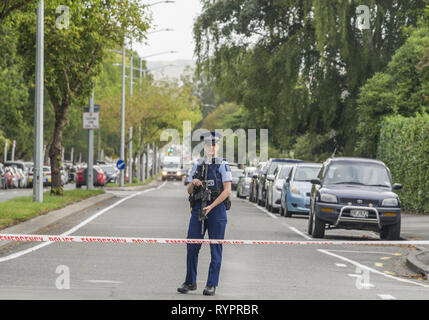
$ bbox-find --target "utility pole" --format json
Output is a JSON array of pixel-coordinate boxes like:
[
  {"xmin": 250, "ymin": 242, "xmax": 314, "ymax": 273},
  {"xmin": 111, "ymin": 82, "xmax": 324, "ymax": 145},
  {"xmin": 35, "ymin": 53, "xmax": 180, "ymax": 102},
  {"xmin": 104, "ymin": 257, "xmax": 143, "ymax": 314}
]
[
  {"xmin": 97, "ymin": 130, "xmax": 101, "ymax": 161},
  {"xmin": 129, "ymin": 126, "xmax": 133, "ymax": 184},
  {"xmin": 70, "ymin": 147, "xmax": 74, "ymax": 163},
  {"xmin": 87, "ymin": 90, "xmax": 95, "ymax": 190},
  {"xmin": 152, "ymin": 142, "xmax": 156, "ymax": 178},
  {"xmin": 33, "ymin": 0, "xmax": 44, "ymax": 203},
  {"xmin": 3, "ymin": 139, "xmax": 8, "ymax": 163},
  {"xmin": 11, "ymin": 141, "xmax": 16, "ymax": 161},
  {"xmin": 120, "ymin": 44, "xmax": 126, "ymax": 187},
  {"xmin": 146, "ymin": 144, "xmax": 150, "ymax": 179}
]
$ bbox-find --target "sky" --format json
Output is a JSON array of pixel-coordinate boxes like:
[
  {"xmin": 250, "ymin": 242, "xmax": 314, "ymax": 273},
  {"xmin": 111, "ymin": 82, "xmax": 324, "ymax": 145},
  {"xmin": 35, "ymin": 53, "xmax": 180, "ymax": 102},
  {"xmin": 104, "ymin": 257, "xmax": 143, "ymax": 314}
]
[{"xmin": 134, "ymin": 0, "xmax": 203, "ymax": 62}]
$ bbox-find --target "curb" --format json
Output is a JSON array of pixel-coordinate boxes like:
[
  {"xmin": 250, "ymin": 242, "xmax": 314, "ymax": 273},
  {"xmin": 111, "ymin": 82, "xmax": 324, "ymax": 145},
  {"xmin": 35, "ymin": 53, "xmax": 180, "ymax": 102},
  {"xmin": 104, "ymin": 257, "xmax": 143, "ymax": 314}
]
[
  {"xmin": 0, "ymin": 192, "xmax": 115, "ymax": 250},
  {"xmin": 403, "ymin": 234, "xmax": 429, "ymax": 277},
  {"xmin": 406, "ymin": 250, "xmax": 429, "ymax": 277}
]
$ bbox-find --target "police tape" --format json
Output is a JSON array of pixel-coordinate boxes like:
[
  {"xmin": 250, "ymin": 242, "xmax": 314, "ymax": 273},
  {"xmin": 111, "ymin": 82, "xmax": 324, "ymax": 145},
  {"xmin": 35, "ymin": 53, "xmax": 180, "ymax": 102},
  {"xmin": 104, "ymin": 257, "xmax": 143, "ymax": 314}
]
[{"xmin": 0, "ymin": 233, "xmax": 429, "ymax": 246}]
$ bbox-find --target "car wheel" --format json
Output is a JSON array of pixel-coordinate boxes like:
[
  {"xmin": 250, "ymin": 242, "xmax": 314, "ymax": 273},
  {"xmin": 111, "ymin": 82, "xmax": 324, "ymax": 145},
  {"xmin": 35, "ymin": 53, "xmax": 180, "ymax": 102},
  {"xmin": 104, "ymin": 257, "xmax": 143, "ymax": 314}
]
[
  {"xmin": 383, "ymin": 220, "xmax": 401, "ymax": 241},
  {"xmin": 279, "ymin": 206, "xmax": 284, "ymax": 216},
  {"xmin": 312, "ymin": 214, "xmax": 325, "ymax": 239}
]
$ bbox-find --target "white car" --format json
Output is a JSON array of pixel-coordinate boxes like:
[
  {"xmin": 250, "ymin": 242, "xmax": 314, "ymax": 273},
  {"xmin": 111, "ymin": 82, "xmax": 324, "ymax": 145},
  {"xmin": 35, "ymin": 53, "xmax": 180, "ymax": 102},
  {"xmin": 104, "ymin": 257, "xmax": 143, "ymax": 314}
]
[{"xmin": 266, "ymin": 165, "xmax": 295, "ymax": 213}]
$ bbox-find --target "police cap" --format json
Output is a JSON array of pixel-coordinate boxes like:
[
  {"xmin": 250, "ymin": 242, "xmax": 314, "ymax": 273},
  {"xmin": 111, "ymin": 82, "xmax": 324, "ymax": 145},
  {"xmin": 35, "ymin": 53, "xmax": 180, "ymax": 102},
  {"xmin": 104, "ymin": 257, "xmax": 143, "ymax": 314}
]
[{"xmin": 201, "ymin": 131, "xmax": 222, "ymax": 145}]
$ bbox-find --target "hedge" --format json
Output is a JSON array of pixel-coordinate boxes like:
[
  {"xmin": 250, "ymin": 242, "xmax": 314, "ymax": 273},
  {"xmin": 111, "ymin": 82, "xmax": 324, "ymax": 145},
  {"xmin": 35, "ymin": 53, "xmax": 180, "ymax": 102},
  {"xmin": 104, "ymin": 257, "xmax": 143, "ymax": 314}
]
[{"xmin": 377, "ymin": 113, "xmax": 429, "ymax": 213}]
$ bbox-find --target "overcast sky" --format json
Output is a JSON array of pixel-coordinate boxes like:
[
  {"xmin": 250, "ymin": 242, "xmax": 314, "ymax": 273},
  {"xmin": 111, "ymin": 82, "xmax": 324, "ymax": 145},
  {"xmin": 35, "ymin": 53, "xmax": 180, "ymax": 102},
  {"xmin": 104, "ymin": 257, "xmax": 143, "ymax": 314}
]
[{"xmin": 134, "ymin": 0, "xmax": 203, "ymax": 62}]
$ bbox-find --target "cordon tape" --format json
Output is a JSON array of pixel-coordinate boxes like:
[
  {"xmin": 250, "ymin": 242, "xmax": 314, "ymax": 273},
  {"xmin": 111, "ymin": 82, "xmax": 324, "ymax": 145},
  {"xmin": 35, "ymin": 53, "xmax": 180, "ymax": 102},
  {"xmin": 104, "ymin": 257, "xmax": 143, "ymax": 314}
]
[{"xmin": 0, "ymin": 234, "xmax": 428, "ymax": 246}]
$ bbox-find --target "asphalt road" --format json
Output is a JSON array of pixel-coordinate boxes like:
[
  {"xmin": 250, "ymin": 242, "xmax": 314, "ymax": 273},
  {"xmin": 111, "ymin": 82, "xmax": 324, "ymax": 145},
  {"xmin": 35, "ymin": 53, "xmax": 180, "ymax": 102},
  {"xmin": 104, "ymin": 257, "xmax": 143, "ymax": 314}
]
[{"xmin": 0, "ymin": 180, "xmax": 428, "ymax": 300}]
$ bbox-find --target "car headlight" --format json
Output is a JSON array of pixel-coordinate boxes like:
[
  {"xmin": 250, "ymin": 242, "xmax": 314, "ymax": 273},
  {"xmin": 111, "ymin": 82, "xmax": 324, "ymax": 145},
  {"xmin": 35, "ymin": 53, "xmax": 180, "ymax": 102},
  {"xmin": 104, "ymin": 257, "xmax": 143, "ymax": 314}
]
[
  {"xmin": 176, "ymin": 171, "xmax": 181, "ymax": 176},
  {"xmin": 320, "ymin": 193, "xmax": 338, "ymax": 203},
  {"xmin": 290, "ymin": 185, "xmax": 300, "ymax": 195},
  {"xmin": 382, "ymin": 198, "xmax": 399, "ymax": 207},
  {"xmin": 162, "ymin": 171, "xmax": 167, "ymax": 176}
]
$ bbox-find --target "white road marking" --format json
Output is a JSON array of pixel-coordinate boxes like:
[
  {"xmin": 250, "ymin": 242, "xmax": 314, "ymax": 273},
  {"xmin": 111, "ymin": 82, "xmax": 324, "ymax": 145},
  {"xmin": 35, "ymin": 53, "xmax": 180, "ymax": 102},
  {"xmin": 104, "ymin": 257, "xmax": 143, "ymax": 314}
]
[
  {"xmin": 0, "ymin": 184, "xmax": 165, "ymax": 263},
  {"xmin": 85, "ymin": 280, "xmax": 123, "ymax": 284},
  {"xmin": 348, "ymin": 274, "xmax": 376, "ymax": 288},
  {"xmin": 378, "ymin": 294, "xmax": 396, "ymax": 300},
  {"xmin": 327, "ymin": 250, "xmax": 400, "ymax": 255},
  {"xmin": 319, "ymin": 249, "xmax": 429, "ymax": 288},
  {"xmin": 335, "ymin": 263, "xmax": 347, "ymax": 268}
]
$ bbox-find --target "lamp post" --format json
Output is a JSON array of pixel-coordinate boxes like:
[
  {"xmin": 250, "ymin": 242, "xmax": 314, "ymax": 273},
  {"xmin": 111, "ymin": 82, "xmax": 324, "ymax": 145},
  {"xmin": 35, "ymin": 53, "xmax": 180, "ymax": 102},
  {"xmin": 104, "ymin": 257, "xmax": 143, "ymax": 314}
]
[{"xmin": 33, "ymin": 0, "xmax": 44, "ymax": 203}]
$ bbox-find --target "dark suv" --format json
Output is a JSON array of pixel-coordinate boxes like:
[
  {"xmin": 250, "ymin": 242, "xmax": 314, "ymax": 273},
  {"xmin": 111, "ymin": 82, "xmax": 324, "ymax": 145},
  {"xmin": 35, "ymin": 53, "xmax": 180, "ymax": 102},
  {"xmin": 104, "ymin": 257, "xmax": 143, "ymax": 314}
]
[{"xmin": 308, "ymin": 157, "xmax": 402, "ymax": 240}]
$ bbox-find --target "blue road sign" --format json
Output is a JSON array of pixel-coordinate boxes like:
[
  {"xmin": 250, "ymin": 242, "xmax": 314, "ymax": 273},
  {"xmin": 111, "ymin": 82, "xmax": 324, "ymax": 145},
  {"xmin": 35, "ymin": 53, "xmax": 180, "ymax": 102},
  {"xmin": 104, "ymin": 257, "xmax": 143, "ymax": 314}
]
[{"xmin": 116, "ymin": 160, "xmax": 126, "ymax": 171}]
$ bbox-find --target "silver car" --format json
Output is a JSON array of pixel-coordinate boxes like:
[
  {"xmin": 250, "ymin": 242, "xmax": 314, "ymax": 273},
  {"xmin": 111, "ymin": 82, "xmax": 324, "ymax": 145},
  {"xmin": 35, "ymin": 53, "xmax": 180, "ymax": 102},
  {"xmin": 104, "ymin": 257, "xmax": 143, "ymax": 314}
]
[
  {"xmin": 236, "ymin": 167, "xmax": 256, "ymax": 199},
  {"xmin": 231, "ymin": 168, "xmax": 244, "ymax": 190},
  {"xmin": 266, "ymin": 165, "xmax": 295, "ymax": 213}
]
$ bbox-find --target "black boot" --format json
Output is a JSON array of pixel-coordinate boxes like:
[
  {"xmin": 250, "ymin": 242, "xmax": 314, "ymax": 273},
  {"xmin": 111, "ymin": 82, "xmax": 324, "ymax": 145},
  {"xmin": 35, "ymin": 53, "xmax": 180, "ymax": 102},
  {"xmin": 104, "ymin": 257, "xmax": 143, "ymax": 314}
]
[
  {"xmin": 177, "ymin": 283, "xmax": 197, "ymax": 294},
  {"xmin": 203, "ymin": 286, "xmax": 216, "ymax": 296}
]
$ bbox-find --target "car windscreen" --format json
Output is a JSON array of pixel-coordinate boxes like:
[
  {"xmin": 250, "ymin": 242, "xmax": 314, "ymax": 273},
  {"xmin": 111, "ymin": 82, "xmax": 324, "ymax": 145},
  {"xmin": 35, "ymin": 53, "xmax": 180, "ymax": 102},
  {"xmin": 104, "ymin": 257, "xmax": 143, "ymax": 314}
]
[
  {"xmin": 163, "ymin": 163, "xmax": 180, "ymax": 169},
  {"xmin": 268, "ymin": 161, "xmax": 292, "ymax": 175},
  {"xmin": 278, "ymin": 166, "xmax": 293, "ymax": 180},
  {"xmin": 294, "ymin": 166, "xmax": 322, "ymax": 182},
  {"xmin": 323, "ymin": 162, "xmax": 391, "ymax": 187}
]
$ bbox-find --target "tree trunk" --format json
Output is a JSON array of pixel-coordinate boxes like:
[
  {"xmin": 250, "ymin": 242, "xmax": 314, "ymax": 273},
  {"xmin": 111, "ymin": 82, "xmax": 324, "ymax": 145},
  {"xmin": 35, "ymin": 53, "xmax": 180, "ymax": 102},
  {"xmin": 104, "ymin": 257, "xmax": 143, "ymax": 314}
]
[{"xmin": 49, "ymin": 106, "xmax": 69, "ymax": 196}]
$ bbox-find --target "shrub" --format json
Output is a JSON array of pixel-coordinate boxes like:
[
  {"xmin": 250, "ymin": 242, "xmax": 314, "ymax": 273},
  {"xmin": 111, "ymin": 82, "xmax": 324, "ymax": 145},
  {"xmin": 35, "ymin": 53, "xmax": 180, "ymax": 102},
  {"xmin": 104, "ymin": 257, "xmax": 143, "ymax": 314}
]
[{"xmin": 377, "ymin": 113, "xmax": 429, "ymax": 213}]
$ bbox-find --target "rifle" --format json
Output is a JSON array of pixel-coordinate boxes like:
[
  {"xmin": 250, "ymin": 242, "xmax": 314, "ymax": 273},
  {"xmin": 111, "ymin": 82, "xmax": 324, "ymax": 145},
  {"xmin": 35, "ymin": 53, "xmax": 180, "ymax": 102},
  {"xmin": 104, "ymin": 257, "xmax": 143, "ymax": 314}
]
[{"xmin": 189, "ymin": 161, "xmax": 211, "ymax": 234}]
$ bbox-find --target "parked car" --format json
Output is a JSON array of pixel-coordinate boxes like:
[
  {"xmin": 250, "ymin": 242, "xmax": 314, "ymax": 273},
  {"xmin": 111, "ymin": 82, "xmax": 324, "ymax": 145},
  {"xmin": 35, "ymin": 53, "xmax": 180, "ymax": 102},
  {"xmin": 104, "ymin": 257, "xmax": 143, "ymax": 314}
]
[
  {"xmin": 16, "ymin": 168, "xmax": 28, "ymax": 188},
  {"xmin": 236, "ymin": 167, "xmax": 256, "ymax": 199},
  {"xmin": 257, "ymin": 158, "xmax": 303, "ymax": 207},
  {"xmin": 249, "ymin": 162, "xmax": 266, "ymax": 203},
  {"xmin": 100, "ymin": 165, "xmax": 119, "ymax": 184},
  {"xmin": 43, "ymin": 166, "xmax": 52, "ymax": 186},
  {"xmin": 0, "ymin": 164, "xmax": 9, "ymax": 189},
  {"xmin": 308, "ymin": 157, "xmax": 402, "ymax": 240},
  {"xmin": 281, "ymin": 163, "xmax": 322, "ymax": 217},
  {"xmin": 231, "ymin": 168, "xmax": 244, "ymax": 190},
  {"xmin": 266, "ymin": 165, "xmax": 295, "ymax": 213},
  {"xmin": 76, "ymin": 166, "xmax": 106, "ymax": 188},
  {"xmin": 5, "ymin": 161, "xmax": 30, "ymax": 188}
]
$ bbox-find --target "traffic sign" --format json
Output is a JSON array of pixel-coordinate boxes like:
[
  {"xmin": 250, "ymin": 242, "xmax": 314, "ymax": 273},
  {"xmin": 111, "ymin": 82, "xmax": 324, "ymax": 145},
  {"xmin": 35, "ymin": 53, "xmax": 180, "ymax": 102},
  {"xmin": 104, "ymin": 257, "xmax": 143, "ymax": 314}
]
[
  {"xmin": 83, "ymin": 112, "xmax": 99, "ymax": 129},
  {"xmin": 83, "ymin": 104, "xmax": 100, "ymax": 113},
  {"xmin": 116, "ymin": 160, "xmax": 126, "ymax": 170}
]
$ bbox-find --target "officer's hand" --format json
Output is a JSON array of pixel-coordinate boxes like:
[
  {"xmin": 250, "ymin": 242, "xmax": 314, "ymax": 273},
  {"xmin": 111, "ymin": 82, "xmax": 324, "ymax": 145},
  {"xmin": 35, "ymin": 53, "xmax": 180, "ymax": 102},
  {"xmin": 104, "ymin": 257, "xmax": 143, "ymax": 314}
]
[
  {"xmin": 192, "ymin": 179, "xmax": 202, "ymax": 187},
  {"xmin": 203, "ymin": 204, "xmax": 213, "ymax": 216}
]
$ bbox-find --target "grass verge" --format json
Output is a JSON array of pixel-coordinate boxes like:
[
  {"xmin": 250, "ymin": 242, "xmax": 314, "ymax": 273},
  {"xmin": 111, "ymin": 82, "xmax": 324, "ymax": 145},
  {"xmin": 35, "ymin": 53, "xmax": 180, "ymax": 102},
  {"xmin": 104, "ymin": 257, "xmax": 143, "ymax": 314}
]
[{"xmin": 0, "ymin": 189, "xmax": 105, "ymax": 230}]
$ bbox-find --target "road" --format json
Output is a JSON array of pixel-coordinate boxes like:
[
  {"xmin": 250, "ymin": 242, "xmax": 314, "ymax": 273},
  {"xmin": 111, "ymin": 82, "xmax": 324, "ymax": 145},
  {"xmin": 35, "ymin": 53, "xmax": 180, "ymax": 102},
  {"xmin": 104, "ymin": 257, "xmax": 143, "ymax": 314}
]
[{"xmin": 0, "ymin": 180, "xmax": 428, "ymax": 300}]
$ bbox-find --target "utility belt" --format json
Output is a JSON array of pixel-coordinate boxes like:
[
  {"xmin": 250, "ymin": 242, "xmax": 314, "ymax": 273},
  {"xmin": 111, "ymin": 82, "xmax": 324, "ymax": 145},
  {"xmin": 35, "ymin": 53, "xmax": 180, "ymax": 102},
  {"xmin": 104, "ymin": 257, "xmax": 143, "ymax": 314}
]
[{"xmin": 189, "ymin": 189, "xmax": 231, "ymax": 211}]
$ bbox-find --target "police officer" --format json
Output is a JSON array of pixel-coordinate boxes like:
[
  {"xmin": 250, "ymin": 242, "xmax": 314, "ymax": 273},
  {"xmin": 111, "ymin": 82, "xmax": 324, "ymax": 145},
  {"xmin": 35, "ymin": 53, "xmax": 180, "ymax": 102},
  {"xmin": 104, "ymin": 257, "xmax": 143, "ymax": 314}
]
[{"xmin": 177, "ymin": 131, "xmax": 232, "ymax": 296}]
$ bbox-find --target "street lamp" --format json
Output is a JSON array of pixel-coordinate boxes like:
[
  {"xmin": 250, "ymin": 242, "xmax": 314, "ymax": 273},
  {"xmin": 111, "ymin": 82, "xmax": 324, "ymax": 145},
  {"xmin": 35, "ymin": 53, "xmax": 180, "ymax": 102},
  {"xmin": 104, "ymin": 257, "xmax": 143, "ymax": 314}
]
[{"xmin": 33, "ymin": 0, "xmax": 44, "ymax": 203}]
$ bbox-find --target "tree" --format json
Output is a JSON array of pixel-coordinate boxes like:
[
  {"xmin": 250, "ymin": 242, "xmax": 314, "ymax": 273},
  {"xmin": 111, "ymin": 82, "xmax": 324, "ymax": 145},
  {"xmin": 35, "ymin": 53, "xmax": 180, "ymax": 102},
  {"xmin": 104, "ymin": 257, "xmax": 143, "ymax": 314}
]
[
  {"xmin": 0, "ymin": 22, "xmax": 31, "ymax": 161},
  {"xmin": 0, "ymin": 0, "xmax": 34, "ymax": 21},
  {"xmin": 194, "ymin": 0, "xmax": 427, "ymax": 156},
  {"xmin": 14, "ymin": 0, "xmax": 150, "ymax": 195},
  {"xmin": 356, "ymin": 26, "xmax": 429, "ymax": 157}
]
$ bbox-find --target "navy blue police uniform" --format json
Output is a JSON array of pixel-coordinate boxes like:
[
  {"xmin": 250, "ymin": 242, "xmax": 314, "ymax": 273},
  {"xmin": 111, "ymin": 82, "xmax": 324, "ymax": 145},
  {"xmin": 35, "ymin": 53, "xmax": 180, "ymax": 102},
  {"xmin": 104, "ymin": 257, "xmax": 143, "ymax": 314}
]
[{"xmin": 178, "ymin": 132, "xmax": 232, "ymax": 295}]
